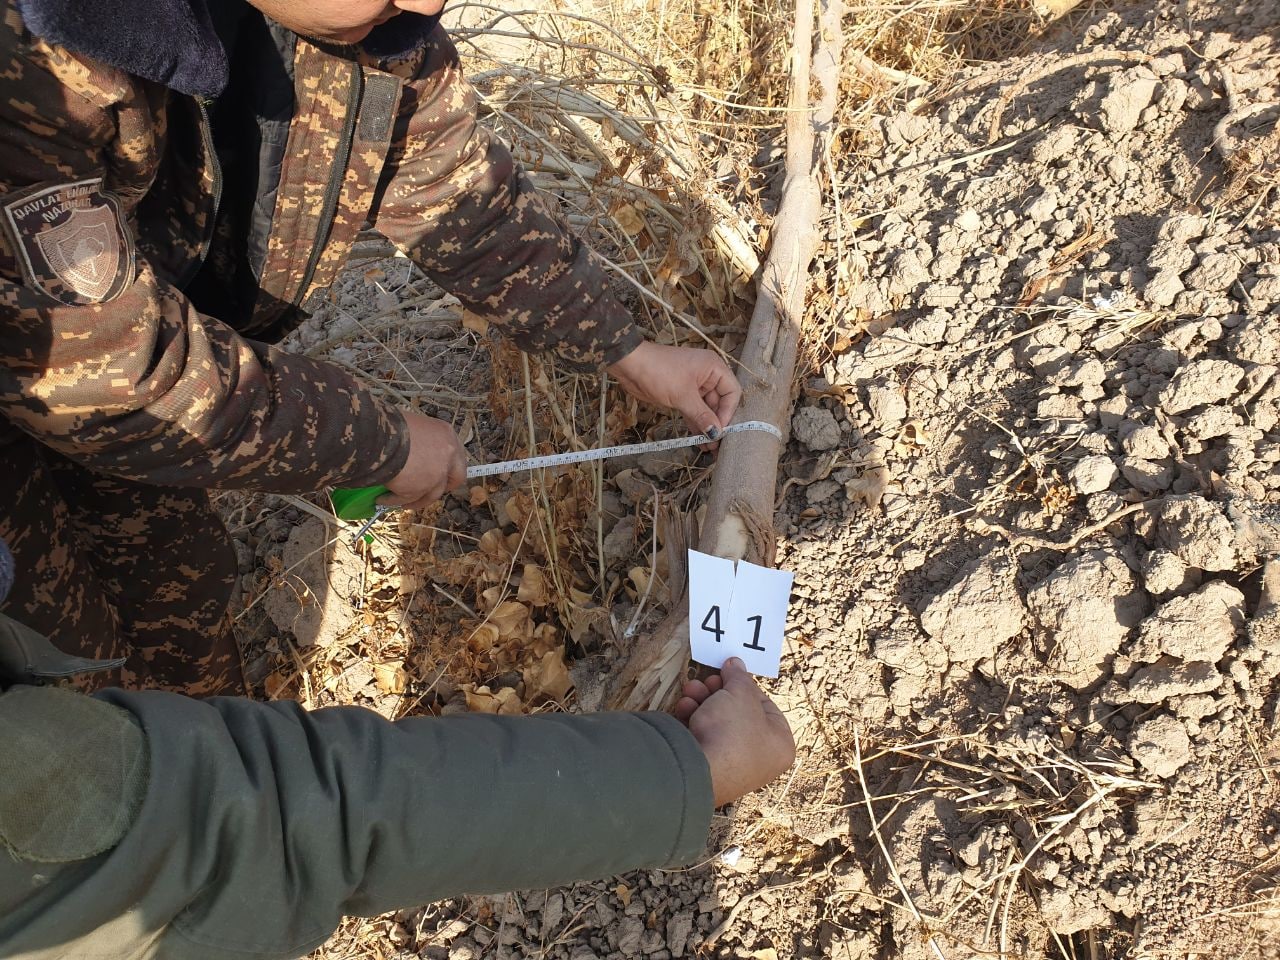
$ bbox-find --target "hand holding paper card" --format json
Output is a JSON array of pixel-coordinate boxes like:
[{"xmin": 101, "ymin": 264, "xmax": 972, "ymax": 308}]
[{"xmin": 688, "ymin": 550, "xmax": 793, "ymax": 678}]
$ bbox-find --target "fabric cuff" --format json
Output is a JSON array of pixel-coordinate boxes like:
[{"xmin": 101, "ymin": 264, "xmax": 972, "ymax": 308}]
[
  {"xmin": 634, "ymin": 711, "xmax": 714, "ymax": 867},
  {"xmin": 333, "ymin": 401, "xmax": 411, "ymax": 489}
]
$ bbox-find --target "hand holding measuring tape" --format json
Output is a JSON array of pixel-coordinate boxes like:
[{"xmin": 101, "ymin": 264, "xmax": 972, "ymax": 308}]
[
  {"xmin": 331, "ymin": 420, "xmax": 784, "ymax": 537},
  {"xmin": 379, "ymin": 411, "xmax": 469, "ymax": 511}
]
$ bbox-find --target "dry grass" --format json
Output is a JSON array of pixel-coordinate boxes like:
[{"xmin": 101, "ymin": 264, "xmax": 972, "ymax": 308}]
[
  {"xmin": 216, "ymin": 1, "xmax": 1097, "ymax": 958},
  {"xmin": 848, "ymin": 725, "xmax": 1157, "ymax": 959}
]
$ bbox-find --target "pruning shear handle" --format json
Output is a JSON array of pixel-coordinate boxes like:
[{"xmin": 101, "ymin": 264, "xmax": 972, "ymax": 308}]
[{"xmin": 330, "ymin": 485, "xmax": 389, "ymax": 522}]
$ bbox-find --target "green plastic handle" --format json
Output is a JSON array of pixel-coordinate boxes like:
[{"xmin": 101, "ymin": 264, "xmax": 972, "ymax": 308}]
[{"xmin": 331, "ymin": 485, "xmax": 389, "ymax": 521}]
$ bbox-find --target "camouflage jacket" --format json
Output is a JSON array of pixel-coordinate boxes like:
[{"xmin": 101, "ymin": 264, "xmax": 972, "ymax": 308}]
[{"xmin": 0, "ymin": 0, "xmax": 641, "ymax": 492}]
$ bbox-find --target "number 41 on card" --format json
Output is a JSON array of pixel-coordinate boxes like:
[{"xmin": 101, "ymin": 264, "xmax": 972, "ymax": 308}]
[{"xmin": 687, "ymin": 550, "xmax": 793, "ymax": 678}]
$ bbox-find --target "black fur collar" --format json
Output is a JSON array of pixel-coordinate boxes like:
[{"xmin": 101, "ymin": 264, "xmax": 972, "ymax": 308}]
[
  {"xmin": 16, "ymin": 0, "xmax": 229, "ymax": 97},
  {"xmin": 15, "ymin": 0, "xmax": 443, "ymax": 99}
]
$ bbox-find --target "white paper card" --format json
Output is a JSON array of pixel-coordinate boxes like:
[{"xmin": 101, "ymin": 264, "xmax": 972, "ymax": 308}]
[
  {"xmin": 726, "ymin": 560, "xmax": 793, "ymax": 677},
  {"xmin": 688, "ymin": 550, "xmax": 792, "ymax": 678},
  {"xmin": 688, "ymin": 549, "xmax": 738, "ymax": 671}
]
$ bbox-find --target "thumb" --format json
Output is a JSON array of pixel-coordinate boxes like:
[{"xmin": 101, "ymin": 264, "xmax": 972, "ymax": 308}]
[
  {"xmin": 681, "ymin": 394, "xmax": 723, "ymax": 439},
  {"xmin": 719, "ymin": 657, "xmax": 759, "ymax": 696},
  {"xmin": 448, "ymin": 450, "xmax": 469, "ymax": 490}
]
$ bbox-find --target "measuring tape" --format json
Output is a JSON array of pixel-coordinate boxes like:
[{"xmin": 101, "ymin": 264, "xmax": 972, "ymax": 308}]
[
  {"xmin": 465, "ymin": 419, "xmax": 782, "ymax": 478},
  {"xmin": 332, "ymin": 420, "xmax": 783, "ymax": 540}
]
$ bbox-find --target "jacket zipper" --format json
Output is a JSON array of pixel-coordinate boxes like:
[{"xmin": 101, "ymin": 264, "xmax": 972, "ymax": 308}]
[
  {"xmin": 293, "ymin": 64, "xmax": 364, "ymax": 307},
  {"xmin": 179, "ymin": 97, "xmax": 224, "ymax": 290}
]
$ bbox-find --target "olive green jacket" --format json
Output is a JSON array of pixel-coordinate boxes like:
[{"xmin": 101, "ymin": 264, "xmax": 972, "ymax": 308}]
[{"xmin": 0, "ymin": 614, "xmax": 713, "ymax": 959}]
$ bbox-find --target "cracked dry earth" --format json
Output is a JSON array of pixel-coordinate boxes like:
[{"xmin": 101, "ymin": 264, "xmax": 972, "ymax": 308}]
[{"xmin": 765, "ymin": 0, "xmax": 1280, "ymax": 956}]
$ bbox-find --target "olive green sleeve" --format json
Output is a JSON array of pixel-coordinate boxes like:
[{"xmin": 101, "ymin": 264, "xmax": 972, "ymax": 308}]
[{"xmin": 0, "ymin": 688, "xmax": 712, "ymax": 960}]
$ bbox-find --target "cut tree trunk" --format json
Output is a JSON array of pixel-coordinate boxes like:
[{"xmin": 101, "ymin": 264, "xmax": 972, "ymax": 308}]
[{"xmin": 608, "ymin": 0, "xmax": 844, "ymax": 710}]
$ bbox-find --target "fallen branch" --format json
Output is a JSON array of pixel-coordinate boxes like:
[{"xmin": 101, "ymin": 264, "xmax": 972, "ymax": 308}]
[{"xmin": 608, "ymin": 0, "xmax": 843, "ymax": 710}]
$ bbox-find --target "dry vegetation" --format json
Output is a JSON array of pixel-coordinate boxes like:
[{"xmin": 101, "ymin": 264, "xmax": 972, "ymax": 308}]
[
  {"xmin": 396, "ymin": 0, "xmax": 1078, "ymax": 711},
  {"xmin": 212, "ymin": 0, "xmax": 1280, "ymax": 956},
  {"xmin": 229, "ymin": 0, "xmax": 1088, "ymax": 718}
]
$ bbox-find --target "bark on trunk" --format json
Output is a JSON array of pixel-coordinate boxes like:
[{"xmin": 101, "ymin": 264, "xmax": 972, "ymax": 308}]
[{"xmin": 609, "ymin": 0, "xmax": 844, "ymax": 710}]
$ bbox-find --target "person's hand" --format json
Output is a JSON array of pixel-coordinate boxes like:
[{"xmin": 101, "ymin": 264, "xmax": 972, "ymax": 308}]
[
  {"xmin": 607, "ymin": 342, "xmax": 742, "ymax": 439},
  {"xmin": 675, "ymin": 658, "xmax": 796, "ymax": 808},
  {"xmin": 381, "ymin": 411, "xmax": 468, "ymax": 510}
]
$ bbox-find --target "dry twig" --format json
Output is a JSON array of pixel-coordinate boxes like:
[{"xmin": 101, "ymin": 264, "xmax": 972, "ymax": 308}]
[{"xmin": 966, "ymin": 501, "xmax": 1156, "ymax": 552}]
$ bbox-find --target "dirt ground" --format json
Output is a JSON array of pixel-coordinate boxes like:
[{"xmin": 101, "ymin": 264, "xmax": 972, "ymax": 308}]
[{"xmin": 224, "ymin": 0, "xmax": 1280, "ymax": 956}]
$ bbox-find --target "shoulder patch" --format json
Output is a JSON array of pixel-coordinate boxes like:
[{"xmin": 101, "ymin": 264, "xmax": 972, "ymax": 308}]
[
  {"xmin": 0, "ymin": 686, "xmax": 149, "ymax": 863},
  {"xmin": 0, "ymin": 179, "xmax": 135, "ymax": 305}
]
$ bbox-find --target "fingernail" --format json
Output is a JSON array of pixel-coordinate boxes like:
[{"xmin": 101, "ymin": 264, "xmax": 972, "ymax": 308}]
[
  {"xmin": 726, "ymin": 657, "xmax": 744, "ymax": 669},
  {"xmin": 705, "ymin": 425, "xmax": 720, "ymax": 440}
]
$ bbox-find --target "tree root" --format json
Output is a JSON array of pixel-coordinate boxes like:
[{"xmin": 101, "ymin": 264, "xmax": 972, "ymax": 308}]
[{"xmin": 966, "ymin": 501, "xmax": 1156, "ymax": 552}]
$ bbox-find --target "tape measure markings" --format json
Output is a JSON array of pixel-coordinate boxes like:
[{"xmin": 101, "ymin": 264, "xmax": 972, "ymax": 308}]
[
  {"xmin": 464, "ymin": 420, "xmax": 782, "ymax": 479},
  {"xmin": 345, "ymin": 420, "xmax": 782, "ymax": 542}
]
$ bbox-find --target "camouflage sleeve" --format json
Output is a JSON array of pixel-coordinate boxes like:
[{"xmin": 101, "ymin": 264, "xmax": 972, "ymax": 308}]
[
  {"xmin": 370, "ymin": 28, "xmax": 644, "ymax": 372},
  {"xmin": 0, "ymin": 272, "xmax": 410, "ymax": 492},
  {"xmin": 0, "ymin": 17, "xmax": 409, "ymax": 492}
]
